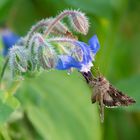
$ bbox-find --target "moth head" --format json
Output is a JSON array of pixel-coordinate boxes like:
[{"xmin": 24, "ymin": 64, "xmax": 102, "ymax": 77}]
[
  {"xmin": 98, "ymin": 77, "xmax": 102, "ymax": 82},
  {"xmin": 98, "ymin": 76, "xmax": 106, "ymax": 82}
]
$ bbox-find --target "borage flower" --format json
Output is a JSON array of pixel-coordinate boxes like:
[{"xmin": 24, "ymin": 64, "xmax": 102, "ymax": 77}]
[
  {"xmin": 1, "ymin": 29, "xmax": 20, "ymax": 56},
  {"xmin": 55, "ymin": 35, "xmax": 100, "ymax": 73},
  {"xmin": 3, "ymin": 10, "xmax": 100, "ymax": 78},
  {"xmin": 1, "ymin": 9, "xmax": 136, "ymax": 124}
]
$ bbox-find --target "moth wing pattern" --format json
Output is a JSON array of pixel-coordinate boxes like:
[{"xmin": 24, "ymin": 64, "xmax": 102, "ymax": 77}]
[{"xmin": 103, "ymin": 84, "xmax": 136, "ymax": 108}]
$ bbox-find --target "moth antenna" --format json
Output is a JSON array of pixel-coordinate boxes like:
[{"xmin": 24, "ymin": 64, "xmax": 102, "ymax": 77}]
[
  {"xmin": 93, "ymin": 66, "xmax": 102, "ymax": 77},
  {"xmin": 80, "ymin": 71, "xmax": 97, "ymax": 84}
]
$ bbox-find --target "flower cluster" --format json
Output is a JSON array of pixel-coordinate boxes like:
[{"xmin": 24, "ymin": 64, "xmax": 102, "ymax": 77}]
[{"xmin": 7, "ymin": 10, "xmax": 100, "ymax": 77}]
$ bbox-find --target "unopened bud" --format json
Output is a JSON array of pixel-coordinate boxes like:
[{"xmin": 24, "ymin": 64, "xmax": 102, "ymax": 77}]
[
  {"xmin": 9, "ymin": 45, "xmax": 28, "ymax": 75},
  {"xmin": 70, "ymin": 11, "xmax": 89, "ymax": 35},
  {"xmin": 37, "ymin": 43, "xmax": 57, "ymax": 69},
  {"xmin": 53, "ymin": 21, "xmax": 69, "ymax": 35}
]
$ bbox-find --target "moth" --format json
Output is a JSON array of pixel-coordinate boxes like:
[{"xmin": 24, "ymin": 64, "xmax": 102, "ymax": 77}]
[{"xmin": 81, "ymin": 71, "xmax": 136, "ymax": 122}]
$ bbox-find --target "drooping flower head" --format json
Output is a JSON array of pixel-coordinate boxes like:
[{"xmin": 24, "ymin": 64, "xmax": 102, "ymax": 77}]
[
  {"xmin": 55, "ymin": 35, "xmax": 100, "ymax": 72},
  {"xmin": 3, "ymin": 9, "xmax": 100, "ymax": 77}
]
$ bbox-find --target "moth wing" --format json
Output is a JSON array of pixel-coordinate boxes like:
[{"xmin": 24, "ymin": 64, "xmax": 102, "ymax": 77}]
[
  {"xmin": 103, "ymin": 84, "xmax": 136, "ymax": 107},
  {"xmin": 103, "ymin": 92, "xmax": 116, "ymax": 108},
  {"xmin": 91, "ymin": 87, "xmax": 99, "ymax": 103}
]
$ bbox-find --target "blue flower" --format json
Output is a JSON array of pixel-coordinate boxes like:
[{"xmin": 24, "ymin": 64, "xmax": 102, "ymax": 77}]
[
  {"xmin": 56, "ymin": 55, "xmax": 81, "ymax": 70},
  {"xmin": 1, "ymin": 29, "xmax": 20, "ymax": 56},
  {"xmin": 55, "ymin": 35, "xmax": 100, "ymax": 72},
  {"xmin": 88, "ymin": 35, "xmax": 100, "ymax": 54}
]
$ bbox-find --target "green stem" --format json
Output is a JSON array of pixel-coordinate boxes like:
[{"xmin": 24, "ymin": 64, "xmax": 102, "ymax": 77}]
[
  {"xmin": 0, "ymin": 57, "xmax": 9, "ymax": 87},
  {"xmin": 0, "ymin": 125, "xmax": 12, "ymax": 140},
  {"xmin": 26, "ymin": 20, "xmax": 51, "ymax": 47},
  {"xmin": 7, "ymin": 80, "xmax": 22, "ymax": 97}
]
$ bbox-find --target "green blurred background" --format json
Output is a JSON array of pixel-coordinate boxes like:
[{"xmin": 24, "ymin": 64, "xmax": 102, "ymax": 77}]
[{"xmin": 0, "ymin": 0, "xmax": 140, "ymax": 140}]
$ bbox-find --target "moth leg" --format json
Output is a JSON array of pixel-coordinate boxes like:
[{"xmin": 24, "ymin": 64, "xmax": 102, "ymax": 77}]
[
  {"xmin": 91, "ymin": 88, "xmax": 98, "ymax": 103},
  {"xmin": 99, "ymin": 93, "xmax": 104, "ymax": 123},
  {"xmin": 91, "ymin": 92, "xmax": 96, "ymax": 103}
]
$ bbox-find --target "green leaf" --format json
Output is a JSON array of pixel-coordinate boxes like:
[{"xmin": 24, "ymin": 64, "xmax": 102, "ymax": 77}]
[
  {"xmin": 0, "ymin": 90, "xmax": 20, "ymax": 125},
  {"xmin": 0, "ymin": 99, "xmax": 13, "ymax": 125},
  {"xmin": 116, "ymin": 75, "xmax": 140, "ymax": 111},
  {"xmin": 18, "ymin": 71, "xmax": 102, "ymax": 140}
]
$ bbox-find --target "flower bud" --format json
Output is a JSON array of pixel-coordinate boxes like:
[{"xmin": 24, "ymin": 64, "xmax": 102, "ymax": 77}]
[
  {"xmin": 52, "ymin": 20, "xmax": 69, "ymax": 35},
  {"xmin": 9, "ymin": 45, "xmax": 28, "ymax": 75},
  {"xmin": 31, "ymin": 18, "xmax": 69, "ymax": 36},
  {"xmin": 37, "ymin": 43, "xmax": 57, "ymax": 69},
  {"xmin": 70, "ymin": 11, "xmax": 89, "ymax": 35},
  {"xmin": 28, "ymin": 33, "xmax": 44, "ymax": 71}
]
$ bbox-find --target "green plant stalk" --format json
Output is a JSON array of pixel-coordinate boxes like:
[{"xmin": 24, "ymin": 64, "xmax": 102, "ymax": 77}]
[
  {"xmin": 7, "ymin": 80, "xmax": 22, "ymax": 97},
  {"xmin": 0, "ymin": 57, "xmax": 9, "ymax": 87},
  {"xmin": 0, "ymin": 125, "xmax": 11, "ymax": 140}
]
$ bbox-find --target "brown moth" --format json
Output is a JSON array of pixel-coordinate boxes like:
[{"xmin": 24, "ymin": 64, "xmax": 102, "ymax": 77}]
[{"xmin": 81, "ymin": 71, "xmax": 136, "ymax": 122}]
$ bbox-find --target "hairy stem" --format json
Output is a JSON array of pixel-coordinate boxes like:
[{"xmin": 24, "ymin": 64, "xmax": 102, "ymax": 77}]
[
  {"xmin": 48, "ymin": 37, "xmax": 77, "ymax": 44},
  {"xmin": 44, "ymin": 10, "xmax": 78, "ymax": 36},
  {"xmin": 26, "ymin": 19, "xmax": 52, "ymax": 47},
  {"xmin": 28, "ymin": 33, "xmax": 45, "ymax": 49}
]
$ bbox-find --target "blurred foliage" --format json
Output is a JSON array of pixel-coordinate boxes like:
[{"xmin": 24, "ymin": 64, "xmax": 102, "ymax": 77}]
[
  {"xmin": 0, "ymin": 0, "xmax": 140, "ymax": 140},
  {"xmin": 17, "ymin": 71, "xmax": 102, "ymax": 140}
]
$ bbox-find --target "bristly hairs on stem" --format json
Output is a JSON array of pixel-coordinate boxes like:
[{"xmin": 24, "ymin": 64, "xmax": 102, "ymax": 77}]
[
  {"xmin": 48, "ymin": 37, "xmax": 83, "ymax": 61},
  {"xmin": 28, "ymin": 33, "xmax": 57, "ymax": 70},
  {"xmin": 37, "ymin": 42, "xmax": 57, "ymax": 69},
  {"xmin": 48, "ymin": 37, "xmax": 77, "ymax": 44},
  {"xmin": 26, "ymin": 18, "xmax": 71, "ymax": 47},
  {"xmin": 26, "ymin": 18, "xmax": 52, "ymax": 47},
  {"xmin": 68, "ymin": 9, "xmax": 89, "ymax": 35},
  {"xmin": 28, "ymin": 33, "xmax": 45, "ymax": 49},
  {"xmin": 43, "ymin": 20, "xmax": 70, "ymax": 36},
  {"xmin": 1, "ymin": 9, "xmax": 90, "ymax": 81},
  {"xmin": 9, "ymin": 45, "xmax": 28, "ymax": 77},
  {"xmin": 44, "ymin": 9, "xmax": 89, "ymax": 36}
]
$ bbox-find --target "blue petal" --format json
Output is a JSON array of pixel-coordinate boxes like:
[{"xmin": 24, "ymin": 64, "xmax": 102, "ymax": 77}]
[
  {"xmin": 55, "ymin": 35, "xmax": 100, "ymax": 72},
  {"xmin": 88, "ymin": 35, "xmax": 100, "ymax": 54},
  {"xmin": 75, "ymin": 41, "xmax": 92, "ymax": 64},
  {"xmin": 2, "ymin": 30, "xmax": 20, "ymax": 56},
  {"xmin": 55, "ymin": 55, "xmax": 81, "ymax": 70}
]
